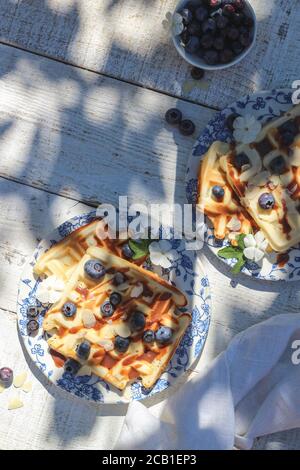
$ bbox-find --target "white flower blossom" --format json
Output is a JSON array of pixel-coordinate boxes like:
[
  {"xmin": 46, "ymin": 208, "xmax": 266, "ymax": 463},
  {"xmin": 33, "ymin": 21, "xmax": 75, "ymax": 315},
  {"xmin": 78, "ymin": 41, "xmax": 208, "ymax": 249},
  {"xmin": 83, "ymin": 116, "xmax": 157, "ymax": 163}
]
[
  {"xmin": 233, "ymin": 114, "xmax": 262, "ymax": 144},
  {"xmin": 36, "ymin": 275, "xmax": 65, "ymax": 304},
  {"xmin": 149, "ymin": 240, "xmax": 179, "ymax": 269},
  {"xmin": 243, "ymin": 231, "xmax": 268, "ymax": 263}
]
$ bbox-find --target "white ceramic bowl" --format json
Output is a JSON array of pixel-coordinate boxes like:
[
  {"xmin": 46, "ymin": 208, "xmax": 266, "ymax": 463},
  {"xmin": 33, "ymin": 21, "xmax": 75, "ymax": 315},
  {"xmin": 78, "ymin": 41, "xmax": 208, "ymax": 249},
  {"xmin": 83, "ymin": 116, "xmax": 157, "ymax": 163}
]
[{"xmin": 172, "ymin": 0, "xmax": 257, "ymax": 70}]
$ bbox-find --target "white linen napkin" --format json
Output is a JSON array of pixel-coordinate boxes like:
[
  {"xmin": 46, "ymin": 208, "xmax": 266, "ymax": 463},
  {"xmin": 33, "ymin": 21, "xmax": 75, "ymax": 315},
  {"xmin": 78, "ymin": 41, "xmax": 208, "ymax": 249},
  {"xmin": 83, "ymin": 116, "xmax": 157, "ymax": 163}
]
[{"xmin": 115, "ymin": 313, "xmax": 300, "ymax": 450}]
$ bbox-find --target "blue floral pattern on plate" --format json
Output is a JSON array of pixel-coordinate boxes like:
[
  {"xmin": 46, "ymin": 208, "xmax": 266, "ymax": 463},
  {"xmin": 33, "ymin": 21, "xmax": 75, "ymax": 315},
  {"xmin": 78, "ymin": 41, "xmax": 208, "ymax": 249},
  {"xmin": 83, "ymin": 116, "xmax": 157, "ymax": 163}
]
[
  {"xmin": 17, "ymin": 212, "xmax": 211, "ymax": 403},
  {"xmin": 186, "ymin": 88, "xmax": 300, "ymax": 282}
]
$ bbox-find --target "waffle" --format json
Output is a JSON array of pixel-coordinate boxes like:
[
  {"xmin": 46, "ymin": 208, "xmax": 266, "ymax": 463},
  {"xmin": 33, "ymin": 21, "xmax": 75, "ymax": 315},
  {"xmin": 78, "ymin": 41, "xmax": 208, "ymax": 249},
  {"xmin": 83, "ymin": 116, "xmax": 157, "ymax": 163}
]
[
  {"xmin": 219, "ymin": 105, "xmax": 300, "ymax": 252},
  {"xmin": 197, "ymin": 141, "xmax": 254, "ymax": 240},
  {"xmin": 42, "ymin": 246, "xmax": 190, "ymax": 390},
  {"xmin": 34, "ymin": 219, "xmax": 142, "ymax": 281}
]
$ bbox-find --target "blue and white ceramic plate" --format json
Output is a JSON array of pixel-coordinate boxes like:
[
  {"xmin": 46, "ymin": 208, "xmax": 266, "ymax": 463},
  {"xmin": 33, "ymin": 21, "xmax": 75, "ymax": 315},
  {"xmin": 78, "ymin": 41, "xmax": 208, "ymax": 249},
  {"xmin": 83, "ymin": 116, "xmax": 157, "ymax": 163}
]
[
  {"xmin": 17, "ymin": 211, "xmax": 211, "ymax": 404},
  {"xmin": 186, "ymin": 88, "xmax": 300, "ymax": 281}
]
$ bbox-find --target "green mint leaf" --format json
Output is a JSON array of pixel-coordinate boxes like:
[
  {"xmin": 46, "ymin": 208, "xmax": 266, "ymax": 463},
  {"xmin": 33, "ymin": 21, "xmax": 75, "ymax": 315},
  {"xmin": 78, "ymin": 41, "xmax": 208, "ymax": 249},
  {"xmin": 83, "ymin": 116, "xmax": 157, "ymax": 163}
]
[
  {"xmin": 218, "ymin": 246, "xmax": 243, "ymax": 260},
  {"xmin": 231, "ymin": 256, "xmax": 246, "ymax": 274},
  {"xmin": 237, "ymin": 233, "xmax": 247, "ymax": 250},
  {"xmin": 128, "ymin": 239, "xmax": 151, "ymax": 260}
]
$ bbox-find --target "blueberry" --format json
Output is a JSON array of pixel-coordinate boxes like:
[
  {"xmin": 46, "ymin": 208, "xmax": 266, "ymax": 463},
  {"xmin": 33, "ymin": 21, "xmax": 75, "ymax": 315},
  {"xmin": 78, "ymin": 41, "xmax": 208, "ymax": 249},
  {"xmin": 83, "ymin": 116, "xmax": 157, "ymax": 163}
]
[
  {"xmin": 258, "ymin": 193, "xmax": 275, "ymax": 210},
  {"xmin": 76, "ymin": 340, "xmax": 91, "ymax": 360},
  {"xmin": 27, "ymin": 319, "xmax": 39, "ymax": 333},
  {"xmin": 185, "ymin": 35, "xmax": 200, "ymax": 53},
  {"xmin": 202, "ymin": 18, "xmax": 217, "ymax": 35},
  {"xmin": 84, "ymin": 259, "xmax": 106, "ymax": 280},
  {"xmin": 0, "ymin": 367, "xmax": 13, "ymax": 384},
  {"xmin": 195, "ymin": 6, "xmax": 209, "ymax": 22},
  {"xmin": 109, "ymin": 291, "xmax": 122, "ymax": 307},
  {"xmin": 180, "ymin": 8, "xmax": 193, "ymax": 25},
  {"xmin": 204, "ymin": 49, "xmax": 219, "ymax": 65},
  {"xmin": 179, "ymin": 119, "xmax": 196, "ymax": 136},
  {"xmin": 214, "ymin": 36, "xmax": 225, "ymax": 51},
  {"xmin": 165, "ymin": 108, "xmax": 182, "ymax": 125},
  {"xmin": 239, "ymin": 25, "xmax": 248, "ymax": 35},
  {"xmin": 191, "ymin": 67, "xmax": 205, "ymax": 80},
  {"xmin": 222, "ymin": 4, "xmax": 235, "ymax": 16},
  {"xmin": 281, "ymin": 131, "xmax": 295, "ymax": 146},
  {"xmin": 122, "ymin": 243, "xmax": 134, "ymax": 259},
  {"xmin": 234, "ymin": 152, "xmax": 249, "ymax": 169},
  {"xmin": 226, "ymin": 26, "xmax": 239, "ymax": 40},
  {"xmin": 155, "ymin": 326, "xmax": 173, "ymax": 344},
  {"xmin": 62, "ymin": 302, "xmax": 77, "ymax": 318},
  {"xmin": 100, "ymin": 300, "xmax": 115, "ymax": 317},
  {"xmin": 113, "ymin": 272, "xmax": 127, "ymax": 286},
  {"xmin": 216, "ymin": 14, "xmax": 229, "ymax": 29},
  {"xmin": 27, "ymin": 305, "xmax": 39, "ymax": 318},
  {"xmin": 129, "ymin": 311, "xmax": 146, "ymax": 332},
  {"xmin": 64, "ymin": 358, "xmax": 81, "ymax": 375},
  {"xmin": 143, "ymin": 330, "xmax": 155, "ymax": 344},
  {"xmin": 269, "ymin": 156, "xmax": 287, "ymax": 175},
  {"xmin": 200, "ymin": 33, "xmax": 214, "ymax": 49},
  {"xmin": 212, "ymin": 185, "xmax": 225, "ymax": 199},
  {"xmin": 240, "ymin": 32, "xmax": 252, "ymax": 47},
  {"xmin": 226, "ymin": 112, "xmax": 240, "ymax": 131},
  {"xmin": 115, "ymin": 336, "xmax": 130, "ymax": 353},
  {"xmin": 220, "ymin": 48, "xmax": 234, "ymax": 63},
  {"xmin": 187, "ymin": 22, "xmax": 202, "ymax": 36},
  {"xmin": 231, "ymin": 40, "xmax": 244, "ymax": 55}
]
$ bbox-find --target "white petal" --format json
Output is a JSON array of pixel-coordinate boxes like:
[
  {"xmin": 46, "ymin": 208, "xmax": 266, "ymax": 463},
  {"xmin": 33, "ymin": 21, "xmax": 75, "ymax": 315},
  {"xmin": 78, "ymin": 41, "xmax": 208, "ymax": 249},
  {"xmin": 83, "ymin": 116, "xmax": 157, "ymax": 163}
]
[
  {"xmin": 166, "ymin": 249, "xmax": 180, "ymax": 262},
  {"xmin": 253, "ymin": 248, "xmax": 265, "ymax": 263},
  {"xmin": 233, "ymin": 128, "xmax": 247, "ymax": 143},
  {"xmin": 149, "ymin": 241, "xmax": 161, "ymax": 256},
  {"xmin": 48, "ymin": 290, "xmax": 62, "ymax": 304},
  {"xmin": 244, "ymin": 234, "xmax": 256, "ymax": 248},
  {"xmin": 233, "ymin": 116, "xmax": 246, "ymax": 130},
  {"xmin": 243, "ymin": 246, "xmax": 256, "ymax": 260},
  {"xmin": 158, "ymin": 239, "xmax": 172, "ymax": 254},
  {"xmin": 159, "ymin": 255, "xmax": 173, "ymax": 269},
  {"xmin": 149, "ymin": 251, "xmax": 164, "ymax": 266}
]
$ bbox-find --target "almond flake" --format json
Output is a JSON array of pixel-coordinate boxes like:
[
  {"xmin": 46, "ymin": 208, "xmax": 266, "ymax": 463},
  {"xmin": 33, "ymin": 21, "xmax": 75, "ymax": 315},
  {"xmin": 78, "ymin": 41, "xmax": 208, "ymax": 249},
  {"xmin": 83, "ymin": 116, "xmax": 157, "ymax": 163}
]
[
  {"xmin": 113, "ymin": 323, "xmax": 131, "ymax": 338},
  {"xmin": 97, "ymin": 339, "xmax": 114, "ymax": 351},
  {"xmin": 22, "ymin": 381, "xmax": 32, "ymax": 393},
  {"xmin": 8, "ymin": 396, "xmax": 24, "ymax": 410},
  {"xmin": 82, "ymin": 309, "xmax": 96, "ymax": 329},
  {"xmin": 77, "ymin": 365, "xmax": 92, "ymax": 377},
  {"xmin": 13, "ymin": 372, "xmax": 27, "ymax": 388},
  {"xmin": 226, "ymin": 216, "xmax": 241, "ymax": 232},
  {"xmin": 130, "ymin": 282, "xmax": 144, "ymax": 298}
]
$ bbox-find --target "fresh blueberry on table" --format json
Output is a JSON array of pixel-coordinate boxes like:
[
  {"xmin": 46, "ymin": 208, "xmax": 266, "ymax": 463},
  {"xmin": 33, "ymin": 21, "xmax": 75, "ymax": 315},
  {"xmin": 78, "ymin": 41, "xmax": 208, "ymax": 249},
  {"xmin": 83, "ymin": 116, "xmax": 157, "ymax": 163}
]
[
  {"xmin": 258, "ymin": 193, "xmax": 275, "ymax": 210},
  {"xmin": 27, "ymin": 319, "xmax": 39, "ymax": 333},
  {"xmin": 62, "ymin": 301, "xmax": 77, "ymax": 318},
  {"xmin": 27, "ymin": 305, "xmax": 39, "ymax": 318},
  {"xmin": 269, "ymin": 156, "xmax": 287, "ymax": 175},
  {"xmin": 76, "ymin": 340, "xmax": 91, "ymax": 360},
  {"xmin": 155, "ymin": 326, "xmax": 173, "ymax": 344},
  {"xmin": 109, "ymin": 292, "xmax": 122, "ymax": 307},
  {"xmin": 100, "ymin": 300, "xmax": 115, "ymax": 317},
  {"xmin": 143, "ymin": 330, "xmax": 156, "ymax": 344},
  {"xmin": 165, "ymin": 108, "xmax": 182, "ymax": 125},
  {"xmin": 129, "ymin": 311, "xmax": 146, "ymax": 332},
  {"xmin": 191, "ymin": 67, "xmax": 205, "ymax": 80},
  {"xmin": 179, "ymin": 119, "xmax": 196, "ymax": 136},
  {"xmin": 0, "ymin": 367, "xmax": 13, "ymax": 384},
  {"xmin": 84, "ymin": 259, "xmax": 106, "ymax": 280},
  {"xmin": 212, "ymin": 185, "xmax": 225, "ymax": 199},
  {"xmin": 64, "ymin": 358, "xmax": 81, "ymax": 375},
  {"xmin": 121, "ymin": 243, "xmax": 134, "ymax": 259},
  {"xmin": 114, "ymin": 336, "xmax": 130, "ymax": 353}
]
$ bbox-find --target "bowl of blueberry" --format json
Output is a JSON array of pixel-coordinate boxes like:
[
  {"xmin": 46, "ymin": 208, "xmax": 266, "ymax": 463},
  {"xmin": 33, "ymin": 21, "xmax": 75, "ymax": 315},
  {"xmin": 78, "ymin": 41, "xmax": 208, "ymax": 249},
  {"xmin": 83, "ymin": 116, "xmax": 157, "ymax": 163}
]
[{"xmin": 172, "ymin": 0, "xmax": 257, "ymax": 70}]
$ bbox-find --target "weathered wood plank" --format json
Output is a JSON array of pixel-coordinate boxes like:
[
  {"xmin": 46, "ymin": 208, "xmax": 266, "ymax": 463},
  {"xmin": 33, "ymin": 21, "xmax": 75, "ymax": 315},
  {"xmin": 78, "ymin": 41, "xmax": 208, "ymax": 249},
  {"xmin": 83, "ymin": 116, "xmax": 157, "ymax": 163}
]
[
  {"xmin": 0, "ymin": 0, "xmax": 299, "ymax": 109},
  {"xmin": 0, "ymin": 43, "xmax": 215, "ymax": 207}
]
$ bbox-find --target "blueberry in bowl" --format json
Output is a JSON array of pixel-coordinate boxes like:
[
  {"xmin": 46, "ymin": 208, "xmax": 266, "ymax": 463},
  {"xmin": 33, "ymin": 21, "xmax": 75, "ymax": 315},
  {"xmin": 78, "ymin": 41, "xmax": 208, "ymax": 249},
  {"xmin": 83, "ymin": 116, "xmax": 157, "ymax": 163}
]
[{"xmin": 172, "ymin": 0, "xmax": 257, "ymax": 70}]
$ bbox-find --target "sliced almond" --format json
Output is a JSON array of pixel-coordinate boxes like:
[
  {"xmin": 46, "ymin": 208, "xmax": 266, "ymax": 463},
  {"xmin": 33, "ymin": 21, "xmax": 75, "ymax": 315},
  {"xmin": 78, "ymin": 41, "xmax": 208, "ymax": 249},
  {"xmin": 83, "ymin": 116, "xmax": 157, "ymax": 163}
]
[
  {"xmin": 226, "ymin": 216, "xmax": 241, "ymax": 232},
  {"xmin": 13, "ymin": 372, "xmax": 27, "ymax": 388},
  {"xmin": 8, "ymin": 396, "xmax": 24, "ymax": 410},
  {"xmin": 69, "ymin": 291, "xmax": 81, "ymax": 303},
  {"xmin": 113, "ymin": 323, "xmax": 131, "ymax": 338},
  {"xmin": 22, "ymin": 381, "xmax": 32, "ymax": 393},
  {"xmin": 130, "ymin": 282, "xmax": 143, "ymax": 298},
  {"xmin": 97, "ymin": 339, "xmax": 114, "ymax": 351},
  {"xmin": 81, "ymin": 309, "xmax": 96, "ymax": 329}
]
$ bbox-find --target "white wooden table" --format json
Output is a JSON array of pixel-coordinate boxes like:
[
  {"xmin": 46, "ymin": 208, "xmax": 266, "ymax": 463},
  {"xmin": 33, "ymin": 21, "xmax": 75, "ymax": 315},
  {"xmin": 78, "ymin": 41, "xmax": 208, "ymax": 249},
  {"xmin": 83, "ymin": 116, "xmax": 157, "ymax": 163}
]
[{"xmin": 0, "ymin": 0, "xmax": 300, "ymax": 450}]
